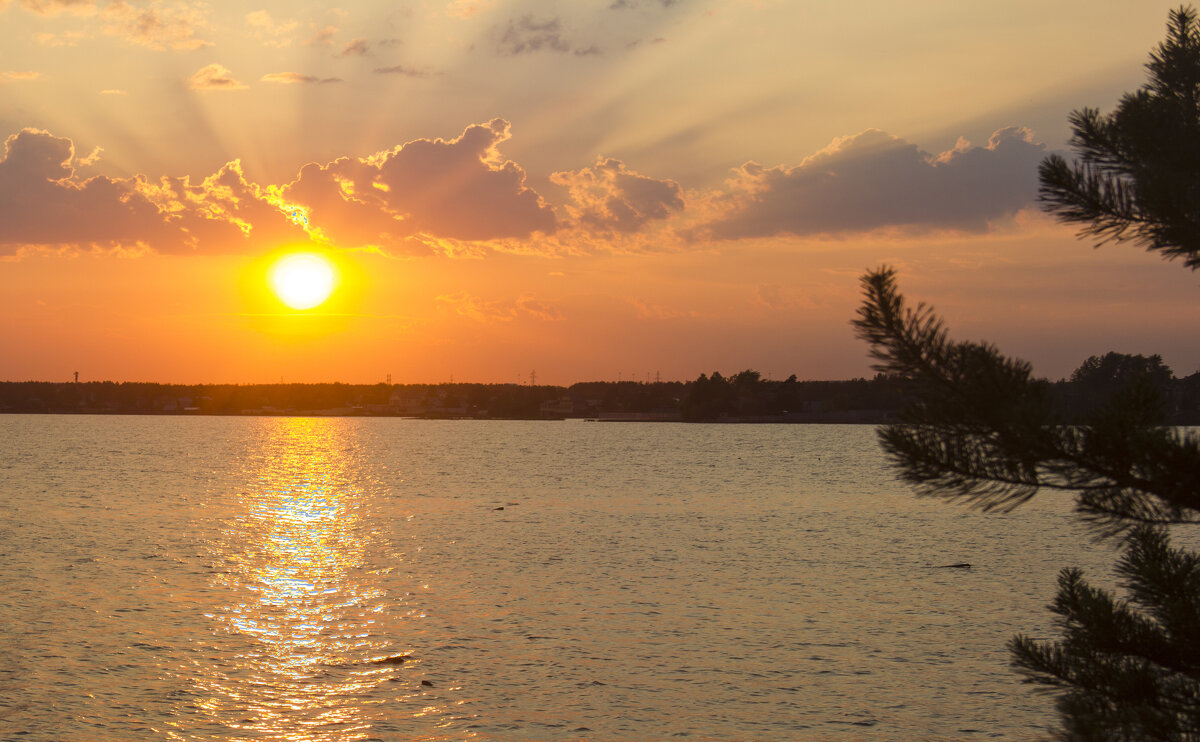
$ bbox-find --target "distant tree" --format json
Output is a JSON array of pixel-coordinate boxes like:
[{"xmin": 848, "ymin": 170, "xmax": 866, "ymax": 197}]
[
  {"xmin": 732, "ymin": 369, "xmax": 762, "ymax": 387},
  {"xmin": 1070, "ymin": 352, "xmax": 1171, "ymax": 386},
  {"xmin": 1067, "ymin": 352, "xmax": 1174, "ymax": 419},
  {"xmin": 1070, "ymin": 352, "xmax": 1173, "ymax": 389},
  {"xmin": 854, "ymin": 7, "xmax": 1200, "ymax": 740}
]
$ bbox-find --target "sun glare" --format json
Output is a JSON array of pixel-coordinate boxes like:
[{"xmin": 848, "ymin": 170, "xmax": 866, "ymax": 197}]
[{"xmin": 269, "ymin": 253, "xmax": 338, "ymax": 310}]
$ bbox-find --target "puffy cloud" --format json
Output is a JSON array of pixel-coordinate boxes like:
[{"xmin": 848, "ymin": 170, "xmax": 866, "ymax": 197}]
[
  {"xmin": 99, "ymin": 88, "xmax": 128, "ymax": 95},
  {"xmin": 0, "ymin": 71, "xmax": 40, "ymax": 82},
  {"xmin": 701, "ymin": 127, "xmax": 1047, "ymax": 239},
  {"xmin": 279, "ymin": 157, "xmax": 408, "ymax": 248},
  {"xmin": 280, "ymin": 118, "xmax": 556, "ymax": 247},
  {"xmin": 133, "ymin": 160, "xmax": 307, "ymax": 253},
  {"xmin": 261, "ymin": 72, "xmax": 341, "ymax": 84},
  {"xmin": 551, "ymin": 157, "xmax": 683, "ymax": 234},
  {"xmin": 0, "ymin": 129, "xmax": 161, "ymax": 249},
  {"xmin": 0, "ymin": 122, "xmax": 559, "ymax": 256},
  {"xmin": 0, "ymin": 121, "xmax": 1059, "ymax": 259},
  {"xmin": 186, "ymin": 64, "xmax": 247, "ymax": 91},
  {"xmin": 0, "ymin": 128, "xmax": 306, "ymax": 254}
]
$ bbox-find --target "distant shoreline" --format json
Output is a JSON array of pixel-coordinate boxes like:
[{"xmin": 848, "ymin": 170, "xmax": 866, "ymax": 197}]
[
  {"xmin": 4, "ymin": 375, "xmax": 1198, "ymax": 424},
  {"xmin": 0, "ymin": 378, "xmax": 904, "ymax": 423},
  {"xmin": 0, "ymin": 409, "xmax": 890, "ymax": 424}
]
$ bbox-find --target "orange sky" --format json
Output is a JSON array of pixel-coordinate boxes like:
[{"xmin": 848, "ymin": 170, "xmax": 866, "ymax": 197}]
[{"xmin": 1, "ymin": 0, "xmax": 1197, "ymax": 385}]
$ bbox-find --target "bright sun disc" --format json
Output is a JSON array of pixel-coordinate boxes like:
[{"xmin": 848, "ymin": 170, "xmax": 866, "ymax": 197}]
[{"xmin": 269, "ymin": 253, "xmax": 337, "ymax": 310}]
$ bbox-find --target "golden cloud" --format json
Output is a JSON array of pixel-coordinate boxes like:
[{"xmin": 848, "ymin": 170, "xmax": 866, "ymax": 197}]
[{"xmin": 186, "ymin": 64, "xmax": 247, "ymax": 90}]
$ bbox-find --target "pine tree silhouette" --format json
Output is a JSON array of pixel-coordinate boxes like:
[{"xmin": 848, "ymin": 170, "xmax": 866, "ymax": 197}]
[{"xmin": 854, "ymin": 7, "xmax": 1200, "ymax": 739}]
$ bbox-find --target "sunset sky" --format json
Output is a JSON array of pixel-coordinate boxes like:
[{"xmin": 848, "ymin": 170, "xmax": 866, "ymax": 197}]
[{"xmin": 1, "ymin": 0, "xmax": 1197, "ymax": 385}]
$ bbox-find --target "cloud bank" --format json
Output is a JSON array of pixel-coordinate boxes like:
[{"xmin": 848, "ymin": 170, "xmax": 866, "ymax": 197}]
[
  {"xmin": 0, "ymin": 121, "xmax": 557, "ymax": 256},
  {"xmin": 700, "ymin": 127, "xmax": 1046, "ymax": 239},
  {"xmin": 0, "ymin": 128, "xmax": 305, "ymax": 254},
  {"xmin": 0, "ymin": 122, "xmax": 1051, "ymax": 257}
]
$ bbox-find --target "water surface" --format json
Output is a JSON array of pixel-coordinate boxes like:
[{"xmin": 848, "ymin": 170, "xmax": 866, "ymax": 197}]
[{"xmin": 0, "ymin": 416, "xmax": 1126, "ymax": 740}]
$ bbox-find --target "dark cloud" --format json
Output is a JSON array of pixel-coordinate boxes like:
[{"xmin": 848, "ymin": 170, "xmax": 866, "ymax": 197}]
[
  {"xmin": 373, "ymin": 64, "xmax": 427, "ymax": 77},
  {"xmin": 552, "ymin": 157, "xmax": 683, "ymax": 234},
  {"xmin": 610, "ymin": 0, "xmax": 681, "ymax": 8},
  {"xmin": 337, "ymin": 38, "xmax": 369, "ymax": 57},
  {"xmin": 702, "ymin": 127, "xmax": 1048, "ymax": 239},
  {"xmin": 0, "ymin": 129, "xmax": 157, "ymax": 248},
  {"xmin": 496, "ymin": 14, "xmax": 570, "ymax": 55}
]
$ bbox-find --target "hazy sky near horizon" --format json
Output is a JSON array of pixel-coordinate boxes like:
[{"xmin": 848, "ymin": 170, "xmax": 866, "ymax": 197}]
[{"xmin": 1, "ymin": 0, "xmax": 1197, "ymax": 385}]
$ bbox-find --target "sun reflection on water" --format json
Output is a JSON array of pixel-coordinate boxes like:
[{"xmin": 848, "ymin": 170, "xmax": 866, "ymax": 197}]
[{"xmin": 168, "ymin": 417, "xmax": 415, "ymax": 741}]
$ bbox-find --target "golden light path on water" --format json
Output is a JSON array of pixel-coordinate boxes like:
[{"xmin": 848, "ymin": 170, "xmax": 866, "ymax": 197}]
[{"xmin": 166, "ymin": 418, "xmax": 440, "ymax": 741}]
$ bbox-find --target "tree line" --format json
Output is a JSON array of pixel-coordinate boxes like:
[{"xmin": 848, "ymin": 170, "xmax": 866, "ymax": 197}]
[{"xmin": 3, "ymin": 351, "xmax": 1199, "ymax": 423}]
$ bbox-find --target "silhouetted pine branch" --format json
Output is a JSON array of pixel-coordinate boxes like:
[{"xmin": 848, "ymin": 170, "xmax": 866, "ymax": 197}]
[
  {"xmin": 857, "ymin": 10, "xmax": 1200, "ymax": 737},
  {"xmin": 1038, "ymin": 7, "xmax": 1200, "ymax": 270},
  {"xmin": 852, "ymin": 267, "xmax": 1200, "ymax": 531}
]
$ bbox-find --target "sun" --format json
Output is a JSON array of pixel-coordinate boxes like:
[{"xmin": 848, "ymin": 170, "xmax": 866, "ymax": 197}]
[{"xmin": 269, "ymin": 252, "xmax": 338, "ymax": 310}]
